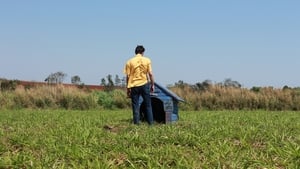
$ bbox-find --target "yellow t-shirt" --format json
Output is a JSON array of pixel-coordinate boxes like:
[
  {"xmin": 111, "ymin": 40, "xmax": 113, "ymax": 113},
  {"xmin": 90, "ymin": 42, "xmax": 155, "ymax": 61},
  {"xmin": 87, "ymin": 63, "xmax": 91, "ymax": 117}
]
[{"xmin": 124, "ymin": 54, "xmax": 152, "ymax": 88}]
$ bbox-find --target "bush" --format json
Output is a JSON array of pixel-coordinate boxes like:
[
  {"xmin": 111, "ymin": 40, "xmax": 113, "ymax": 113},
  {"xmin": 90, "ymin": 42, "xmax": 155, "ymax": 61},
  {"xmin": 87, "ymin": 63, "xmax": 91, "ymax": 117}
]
[
  {"xmin": 95, "ymin": 91, "xmax": 115, "ymax": 109},
  {"xmin": 94, "ymin": 90, "xmax": 130, "ymax": 109},
  {"xmin": 112, "ymin": 89, "xmax": 131, "ymax": 109},
  {"xmin": 59, "ymin": 94, "xmax": 92, "ymax": 110},
  {"xmin": 0, "ymin": 80, "xmax": 19, "ymax": 91}
]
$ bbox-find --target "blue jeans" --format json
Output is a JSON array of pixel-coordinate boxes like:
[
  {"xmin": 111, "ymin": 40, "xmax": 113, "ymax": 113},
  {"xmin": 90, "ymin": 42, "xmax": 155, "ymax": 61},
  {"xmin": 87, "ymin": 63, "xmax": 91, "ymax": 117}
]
[{"xmin": 130, "ymin": 83, "xmax": 153, "ymax": 125}]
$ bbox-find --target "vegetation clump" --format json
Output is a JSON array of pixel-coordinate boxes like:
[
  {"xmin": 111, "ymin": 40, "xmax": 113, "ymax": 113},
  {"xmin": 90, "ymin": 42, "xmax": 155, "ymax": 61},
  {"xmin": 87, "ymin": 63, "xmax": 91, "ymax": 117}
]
[
  {"xmin": 0, "ymin": 84, "xmax": 130, "ymax": 110},
  {"xmin": 170, "ymin": 79, "xmax": 300, "ymax": 111},
  {"xmin": 0, "ymin": 78, "xmax": 300, "ymax": 111}
]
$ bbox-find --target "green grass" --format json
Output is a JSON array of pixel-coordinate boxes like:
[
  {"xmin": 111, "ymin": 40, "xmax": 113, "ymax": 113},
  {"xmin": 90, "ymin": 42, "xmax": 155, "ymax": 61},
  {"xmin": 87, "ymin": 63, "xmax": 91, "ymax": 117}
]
[{"xmin": 1, "ymin": 109, "xmax": 300, "ymax": 168}]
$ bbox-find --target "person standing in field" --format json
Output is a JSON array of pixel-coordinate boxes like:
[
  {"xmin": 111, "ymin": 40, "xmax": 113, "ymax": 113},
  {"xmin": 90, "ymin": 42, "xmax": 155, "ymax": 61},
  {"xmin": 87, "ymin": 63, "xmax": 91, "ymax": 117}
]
[{"xmin": 124, "ymin": 45, "xmax": 154, "ymax": 125}]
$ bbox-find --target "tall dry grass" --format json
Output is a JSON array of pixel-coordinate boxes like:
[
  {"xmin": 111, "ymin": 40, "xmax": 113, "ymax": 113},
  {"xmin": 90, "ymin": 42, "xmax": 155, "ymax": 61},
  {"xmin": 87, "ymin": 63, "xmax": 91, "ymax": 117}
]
[
  {"xmin": 170, "ymin": 85, "xmax": 300, "ymax": 111},
  {"xmin": 0, "ymin": 85, "xmax": 98, "ymax": 110},
  {"xmin": 1, "ymin": 83, "xmax": 299, "ymax": 111},
  {"xmin": 0, "ymin": 84, "xmax": 132, "ymax": 110}
]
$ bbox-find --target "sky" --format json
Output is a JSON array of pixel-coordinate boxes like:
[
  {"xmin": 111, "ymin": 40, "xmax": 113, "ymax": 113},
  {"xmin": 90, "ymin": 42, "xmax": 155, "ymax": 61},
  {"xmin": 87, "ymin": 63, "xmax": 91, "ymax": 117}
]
[{"xmin": 1, "ymin": 0, "xmax": 299, "ymax": 88}]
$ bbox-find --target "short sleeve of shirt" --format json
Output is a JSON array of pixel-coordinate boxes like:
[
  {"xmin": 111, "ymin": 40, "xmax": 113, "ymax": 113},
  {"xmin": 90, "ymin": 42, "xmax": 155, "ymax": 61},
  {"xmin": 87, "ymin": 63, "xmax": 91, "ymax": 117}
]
[{"xmin": 147, "ymin": 59, "xmax": 152, "ymax": 73}]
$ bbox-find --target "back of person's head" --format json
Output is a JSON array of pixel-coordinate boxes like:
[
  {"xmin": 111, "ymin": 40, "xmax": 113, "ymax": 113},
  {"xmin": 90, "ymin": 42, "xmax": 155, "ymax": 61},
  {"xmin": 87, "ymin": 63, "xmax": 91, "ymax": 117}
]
[{"xmin": 135, "ymin": 45, "xmax": 145, "ymax": 54}]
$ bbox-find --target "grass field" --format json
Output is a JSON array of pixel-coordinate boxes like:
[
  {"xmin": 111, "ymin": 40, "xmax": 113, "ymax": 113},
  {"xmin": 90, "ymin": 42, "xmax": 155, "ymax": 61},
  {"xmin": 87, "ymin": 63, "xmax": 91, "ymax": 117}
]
[{"xmin": 1, "ymin": 109, "xmax": 300, "ymax": 168}]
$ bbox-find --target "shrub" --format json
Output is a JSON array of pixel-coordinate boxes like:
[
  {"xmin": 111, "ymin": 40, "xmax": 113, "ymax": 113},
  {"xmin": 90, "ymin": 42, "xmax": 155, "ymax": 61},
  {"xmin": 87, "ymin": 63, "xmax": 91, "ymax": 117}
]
[
  {"xmin": 94, "ymin": 90, "xmax": 130, "ymax": 109},
  {"xmin": 0, "ymin": 80, "xmax": 19, "ymax": 91},
  {"xmin": 95, "ymin": 91, "xmax": 115, "ymax": 109},
  {"xmin": 112, "ymin": 89, "xmax": 131, "ymax": 109}
]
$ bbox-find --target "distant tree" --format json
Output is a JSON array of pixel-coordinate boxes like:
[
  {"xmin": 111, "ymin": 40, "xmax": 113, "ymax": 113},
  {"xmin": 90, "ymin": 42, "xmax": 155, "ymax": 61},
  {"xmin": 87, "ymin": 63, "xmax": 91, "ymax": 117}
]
[
  {"xmin": 282, "ymin": 85, "xmax": 291, "ymax": 90},
  {"xmin": 114, "ymin": 74, "xmax": 121, "ymax": 87},
  {"xmin": 100, "ymin": 74, "xmax": 115, "ymax": 91},
  {"xmin": 71, "ymin": 75, "xmax": 82, "ymax": 85},
  {"xmin": 106, "ymin": 74, "xmax": 114, "ymax": 86},
  {"xmin": 45, "ymin": 71, "xmax": 67, "ymax": 84},
  {"xmin": 175, "ymin": 80, "xmax": 187, "ymax": 88},
  {"xmin": 195, "ymin": 79, "xmax": 212, "ymax": 91},
  {"xmin": 45, "ymin": 74, "xmax": 55, "ymax": 83},
  {"xmin": 250, "ymin": 86, "xmax": 261, "ymax": 93},
  {"xmin": 121, "ymin": 76, "xmax": 126, "ymax": 87},
  {"xmin": 223, "ymin": 78, "xmax": 241, "ymax": 88},
  {"xmin": 100, "ymin": 78, "xmax": 106, "ymax": 86}
]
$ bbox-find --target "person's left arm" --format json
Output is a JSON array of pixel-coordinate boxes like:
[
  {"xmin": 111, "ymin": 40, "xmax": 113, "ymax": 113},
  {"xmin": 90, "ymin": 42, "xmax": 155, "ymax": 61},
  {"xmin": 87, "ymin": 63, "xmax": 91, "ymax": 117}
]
[{"xmin": 148, "ymin": 71, "xmax": 155, "ymax": 93}]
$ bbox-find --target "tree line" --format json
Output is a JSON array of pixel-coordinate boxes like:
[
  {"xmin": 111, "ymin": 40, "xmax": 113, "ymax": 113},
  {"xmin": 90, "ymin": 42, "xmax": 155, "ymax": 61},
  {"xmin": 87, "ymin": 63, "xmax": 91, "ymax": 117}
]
[{"xmin": 43, "ymin": 71, "xmax": 126, "ymax": 87}]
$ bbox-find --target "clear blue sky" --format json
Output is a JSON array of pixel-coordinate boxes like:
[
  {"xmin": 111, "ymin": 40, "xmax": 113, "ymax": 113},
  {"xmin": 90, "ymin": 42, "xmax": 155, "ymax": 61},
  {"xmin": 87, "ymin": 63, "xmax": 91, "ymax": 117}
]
[{"xmin": 1, "ymin": 1, "xmax": 299, "ymax": 88}]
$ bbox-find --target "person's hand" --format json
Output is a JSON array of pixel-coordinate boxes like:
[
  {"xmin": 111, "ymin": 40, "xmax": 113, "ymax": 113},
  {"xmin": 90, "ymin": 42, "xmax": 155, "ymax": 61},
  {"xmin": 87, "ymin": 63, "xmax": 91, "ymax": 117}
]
[
  {"xmin": 150, "ymin": 84, "xmax": 155, "ymax": 93},
  {"xmin": 127, "ymin": 88, "xmax": 131, "ymax": 98}
]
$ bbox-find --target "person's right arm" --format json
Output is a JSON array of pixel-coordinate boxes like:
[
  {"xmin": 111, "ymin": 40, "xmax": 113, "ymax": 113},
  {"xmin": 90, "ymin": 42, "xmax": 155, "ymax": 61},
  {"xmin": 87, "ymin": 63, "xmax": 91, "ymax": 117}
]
[{"xmin": 126, "ymin": 75, "xmax": 131, "ymax": 98}]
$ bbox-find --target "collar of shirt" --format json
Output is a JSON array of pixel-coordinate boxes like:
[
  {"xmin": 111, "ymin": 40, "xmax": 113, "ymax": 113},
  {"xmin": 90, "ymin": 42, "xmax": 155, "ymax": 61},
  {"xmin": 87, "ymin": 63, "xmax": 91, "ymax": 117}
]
[{"xmin": 136, "ymin": 54, "xmax": 143, "ymax": 57}]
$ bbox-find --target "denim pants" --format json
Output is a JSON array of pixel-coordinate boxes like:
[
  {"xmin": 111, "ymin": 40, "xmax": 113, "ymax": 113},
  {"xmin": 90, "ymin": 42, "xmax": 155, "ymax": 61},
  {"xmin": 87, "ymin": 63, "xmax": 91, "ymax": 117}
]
[{"xmin": 130, "ymin": 83, "xmax": 154, "ymax": 125}]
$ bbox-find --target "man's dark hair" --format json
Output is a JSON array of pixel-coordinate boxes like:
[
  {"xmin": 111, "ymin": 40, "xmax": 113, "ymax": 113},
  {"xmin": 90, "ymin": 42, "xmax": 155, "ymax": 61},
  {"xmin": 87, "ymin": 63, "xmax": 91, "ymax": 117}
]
[{"xmin": 135, "ymin": 45, "xmax": 145, "ymax": 54}]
